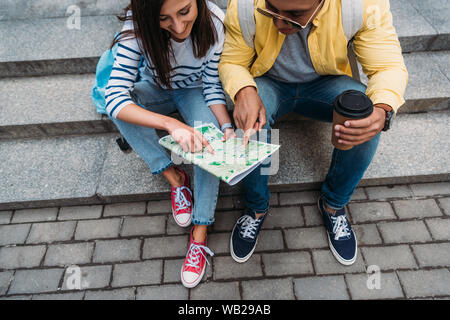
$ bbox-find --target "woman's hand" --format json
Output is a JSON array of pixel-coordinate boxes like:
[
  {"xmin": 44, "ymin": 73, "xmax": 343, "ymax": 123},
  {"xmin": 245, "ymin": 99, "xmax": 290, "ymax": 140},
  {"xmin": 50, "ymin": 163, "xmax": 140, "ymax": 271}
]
[
  {"xmin": 221, "ymin": 128, "xmax": 237, "ymax": 141},
  {"xmin": 166, "ymin": 119, "xmax": 214, "ymax": 154}
]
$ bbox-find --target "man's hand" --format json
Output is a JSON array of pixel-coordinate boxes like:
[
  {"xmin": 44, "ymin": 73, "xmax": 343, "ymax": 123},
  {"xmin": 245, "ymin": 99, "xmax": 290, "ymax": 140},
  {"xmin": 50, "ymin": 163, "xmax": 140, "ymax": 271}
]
[
  {"xmin": 334, "ymin": 104, "xmax": 388, "ymax": 147},
  {"xmin": 233, "ymin": 86, "xmax": 267, "ymax": 146}
]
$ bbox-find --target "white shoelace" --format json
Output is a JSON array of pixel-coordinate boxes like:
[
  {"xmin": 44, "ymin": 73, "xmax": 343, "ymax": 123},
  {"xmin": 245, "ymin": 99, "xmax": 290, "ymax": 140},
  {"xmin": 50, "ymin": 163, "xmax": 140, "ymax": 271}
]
[
  {"xmin": 173, "ymin": 186, "xmax": 192, "ymax": 212},
  {"xmin": 238, "ymin": 215, "xmax": 262, "ymax": 240},
  {"xmin": 185, "ymin": 243, "xmax": 214, "ymax": 269},
  {"xmin": 331, "ymin": 215, "xmax": 351, "ymax": 240}
]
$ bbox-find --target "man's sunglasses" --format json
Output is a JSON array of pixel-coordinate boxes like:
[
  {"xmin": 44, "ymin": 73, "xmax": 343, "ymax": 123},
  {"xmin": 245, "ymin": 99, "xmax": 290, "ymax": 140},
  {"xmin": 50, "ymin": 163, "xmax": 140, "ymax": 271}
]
[{"xmin": 256, "ymin": 0, "xmax": 325, "ymax": 30}]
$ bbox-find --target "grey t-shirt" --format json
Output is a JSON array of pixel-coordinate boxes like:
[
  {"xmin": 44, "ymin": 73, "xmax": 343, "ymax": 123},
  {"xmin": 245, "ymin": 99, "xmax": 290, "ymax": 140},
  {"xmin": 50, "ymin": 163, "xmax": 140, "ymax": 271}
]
[{"xmin": 266, "ymin": 24, "xmax": 320, "ymax": 83}]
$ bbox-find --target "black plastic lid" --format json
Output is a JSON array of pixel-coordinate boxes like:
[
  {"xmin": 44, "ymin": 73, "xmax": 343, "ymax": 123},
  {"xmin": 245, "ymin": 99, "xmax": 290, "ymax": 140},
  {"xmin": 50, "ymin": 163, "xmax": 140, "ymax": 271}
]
[{"xmin": 334, "ymin": 90, "xmax": 373, "ymax": 119}]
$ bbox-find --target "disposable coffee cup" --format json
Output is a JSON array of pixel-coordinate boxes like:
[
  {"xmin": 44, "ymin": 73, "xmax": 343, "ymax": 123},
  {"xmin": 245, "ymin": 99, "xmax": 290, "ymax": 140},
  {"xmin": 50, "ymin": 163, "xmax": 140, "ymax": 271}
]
[{"xmin": 332, "ymin": 90, "xmax": 373, "ymax": 150}]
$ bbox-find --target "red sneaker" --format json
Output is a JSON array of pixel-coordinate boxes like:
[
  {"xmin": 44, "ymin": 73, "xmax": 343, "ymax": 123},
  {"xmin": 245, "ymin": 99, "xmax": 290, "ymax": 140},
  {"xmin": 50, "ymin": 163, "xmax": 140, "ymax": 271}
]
[
  {"xmin": 171, "ymin": 167, "xmax": 193, "ymax": 227},
  {"xmin": 181, "ymin": 227, "xmax": 214, "ymax": 288}
]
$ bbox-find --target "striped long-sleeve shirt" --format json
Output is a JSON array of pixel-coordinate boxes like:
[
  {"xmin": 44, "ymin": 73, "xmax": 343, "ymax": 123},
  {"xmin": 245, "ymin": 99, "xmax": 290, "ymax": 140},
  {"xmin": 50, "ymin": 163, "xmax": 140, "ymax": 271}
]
[{"xmin": 105, "ymin": 1, "xmax": 227, "ymax": 119}]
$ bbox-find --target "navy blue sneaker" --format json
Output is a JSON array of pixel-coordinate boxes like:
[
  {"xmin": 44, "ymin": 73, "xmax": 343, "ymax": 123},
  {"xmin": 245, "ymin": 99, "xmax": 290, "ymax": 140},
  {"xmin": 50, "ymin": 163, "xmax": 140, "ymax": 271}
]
[
  {"xmin": 230, "ymin": 209, "xmax": 267, "ymax": 263},
  {"xmin": 318, "ymin": 197, "xmax": 357, "ymax": 265}
]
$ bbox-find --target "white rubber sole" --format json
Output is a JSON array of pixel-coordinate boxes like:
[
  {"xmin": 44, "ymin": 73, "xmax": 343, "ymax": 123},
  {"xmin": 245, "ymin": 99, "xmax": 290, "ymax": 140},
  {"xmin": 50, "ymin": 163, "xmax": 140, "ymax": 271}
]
[
  {"xmin": 327, "ymin": 233, "xmax": 358, "ymax": 266},
  {"xmin": 172, "ymin": 209, "xmax": 192, "ymax": 228},
  {"xmin": 317, "ymin": 198, "xmax": 358, "ymax": 266},
  {"xmin": 230, "ymin": 227, "xmax": 258, "ymax": 264},
  {"xmin": 180, "ymin": 264, "xmax": 206, "ymax": 288}
]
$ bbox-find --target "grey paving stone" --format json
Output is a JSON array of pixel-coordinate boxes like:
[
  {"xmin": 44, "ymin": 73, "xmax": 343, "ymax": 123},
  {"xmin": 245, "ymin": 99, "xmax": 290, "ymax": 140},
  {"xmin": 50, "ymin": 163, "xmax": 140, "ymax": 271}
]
[
  {"xmin": 163, "ymin": 258, "xmax": 212, "ymax": 284},
  {"xmin": 269, "ymin": 193, "xmax": 279, "ymax": 206},
  {"xmin": 0, "ymin": 295, "xmax": 32, "ymax": 300},
  {"xmin": 263, "ymin": 206, "xmax": 304, "ymax": 229},
  {"xmin": 84, "ymin": 288, "xmax": 135, "ymax": 300},
  {"xmin": 303, "ymin": 205, "xmax": 323, "ymax": 226},
  {"xmin": 0, "ymin": 224, "xmax": 31, "ymax": 246},
  {"xmin": 285, "ymin": 227, "xmax": 328, "ymax": 250},
  {"xmin": 255, "ymin": 229, "xmax": 285, "ymax": 252},
  {"xmin": 137, "ymin": 284, "xmax": 188, "ymax": 300},
  {"xmin": 216, "ymin": 196, "xmax": 234, "ymax": 210},
  {"xmin": 351, "ymin": 188, "xmax": 367, "ymax": 201},
  {"xmin": 232, "ymin": 196, "xmax": 245, "ymax": 209},
  {"xmin": 0, "ymin": 271, "xmax": 13, "ymax": 295},
  {"xmin": 147, "ymin": 199, "xmax": 172, "ymax": 215},
  {"xmin": 32, "ymin": 292, "xmax": 85, "ymax": 300},
  {"xmin": 112, "ymin": 260, "xmax": 163, "ymax": 287},
  {"xmin": 294, "ymin": 275, "xmax": 349, "ymax": 300},
  {"xmin": 166, "ymin": 213, "xmax": 192, "ymax": 235},
  {"xmin": 345, "ymin": 272, "xmax": 404, "ymax": 300},
  {"xmin": 213, "ymin": 255, "xmax": 263, "ymax": 280},
  {"xmin": 263, "ymin": 252, "xmax": 314, "ymax": 276},
  {"xmin": 377, "ymin": 221, "xmax": 432, "ymax": 244},
  {"xmin": 12, "ymin": 208, "xmax": 58, "ymax": 223},
  {"xmin": 0, "ymin": 245, "xmax": 46, "ymax": 269},
  {"xmin": 120, "ymin": 215, "xmax": 166, "ymax": 237},
  {"xmin": 74, "ymin": 218, "xmax": 121, "ymax": 240},
  {"xmin": 312, "ymin": 250, "xmax": 366, "ymax": 275},
  {"xmin": 104, "ymin": 202, "xmax": 146, "ymax": 217},
  {"xmin": 352, "ymin": 224, "xmax": 383, "ymax": 245},
  {"xmin": 0, "ymin": 211, "xmax": 12, "ymax": 224},
  {"xmin": 191, "ymin": 281, "xmax": 241, "ymax": 300},
  {"xmin": 58, "ymin": 205, "xmax": 103, "ymax": 221},
  {"xmin": 361, "ymin": 245, "xmax": 417, "ymax": 271},
  {"xmin": 93, "ymin": 239, "xmax": 141, "ymax": 263},
  {"xmin": 62, "ymin": 265, "xmax": 112, "ymax": 291},
  {"xmin": 212, "ymin": 211, "xmax": 241, "ymax": 232},
  {"xmin": 347, "ymin": 202, "xmax": 397, "ymax": 223},
  {"xmin": 0, "ymin": 135, "xmax": 110, "ymax": 207},
  {"xmin": 392, "ymin": 199, "xmax": 442, "ymax": 219},
  {"xmin": 410, "ymin": 182, "xmax": 450, "ymax": 197},
  {"xmin": 143, "ymin": 235, "xmax": 188, "ymax": 259},
  {"xmin": 242, "ymin": 278, "xmax": 295, "ymax": 300},
  {"xmin": 8, "ymin": 268, "xmax": 64, "ymax": 295},
  {"xmin": 207, "ymin": 233, "xmax": 230, "ymax": 255},
  {"xmin": 44, "ymin": 242, "xmax": 94, "ymax": 267},
  {"xmin": 411, "ymin": 243, "xmax": 450, "ymax": 268},
  {"xmin": 424, "ymin": 218, "xmax": 450, "ymax": 241},
  {"xmin": 437, "ymin": 198, "xmax": 450, "ymax": 216},
  {"xmin": 365, "ymin": 185, "xmax": 413, "ymax": 200},
  {"xmin": 26, "ymin": 221, "xmax": 76, "ymax": 244},
  {"xmin": 279, "ymin": 190, "xmax": 320, "ymax": 205},
  {"xmin": 397, "ymin": 269, "xmax": 450, "ymax": 298}
]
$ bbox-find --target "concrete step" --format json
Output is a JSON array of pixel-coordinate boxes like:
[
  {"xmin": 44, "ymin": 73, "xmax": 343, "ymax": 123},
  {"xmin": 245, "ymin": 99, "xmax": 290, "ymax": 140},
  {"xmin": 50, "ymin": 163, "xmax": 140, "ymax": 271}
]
[
  {"xmin": 0, "ymin": 0, "xmax": 228, "ymax": 20},
  {"xmin": 0, "ymin": 110, "xmax": 448, "ymax": 210},
  {"xmin": 0, "ymin": 0, "xmax": 449, "ymax": 78},
  {"xmin": 1, "ymin": 50, "xmax": 449, "ymax": 140}
]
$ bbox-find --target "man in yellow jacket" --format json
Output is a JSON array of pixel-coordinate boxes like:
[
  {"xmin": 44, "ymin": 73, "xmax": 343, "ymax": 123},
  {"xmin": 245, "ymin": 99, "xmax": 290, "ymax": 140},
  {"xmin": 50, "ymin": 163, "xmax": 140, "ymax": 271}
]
[{"xmin": 219, "ymin": 0, "xmax": 408, "ymax": 266}]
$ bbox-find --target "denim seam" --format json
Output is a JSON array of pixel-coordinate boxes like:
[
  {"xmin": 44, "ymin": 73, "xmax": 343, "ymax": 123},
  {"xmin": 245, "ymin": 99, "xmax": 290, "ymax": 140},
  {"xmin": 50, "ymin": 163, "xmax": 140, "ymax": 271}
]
[{"xmin": 151, "ymin": 161, "xmax": 173, "ymax": 175}]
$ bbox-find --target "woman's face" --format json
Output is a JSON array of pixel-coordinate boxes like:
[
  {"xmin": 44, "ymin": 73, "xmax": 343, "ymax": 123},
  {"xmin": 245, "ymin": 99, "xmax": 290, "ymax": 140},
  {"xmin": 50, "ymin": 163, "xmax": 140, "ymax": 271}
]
[{"xmin": 159, "ymin": 0, "xmax": 198, "ymax": 42}]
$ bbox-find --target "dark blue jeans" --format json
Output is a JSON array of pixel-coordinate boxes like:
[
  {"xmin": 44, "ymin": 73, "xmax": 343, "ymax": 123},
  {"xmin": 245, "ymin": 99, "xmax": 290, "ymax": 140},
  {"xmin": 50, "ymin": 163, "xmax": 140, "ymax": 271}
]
[{"xmin": 243, "ymin": 75, "xmax": 380, "ymax": 212}]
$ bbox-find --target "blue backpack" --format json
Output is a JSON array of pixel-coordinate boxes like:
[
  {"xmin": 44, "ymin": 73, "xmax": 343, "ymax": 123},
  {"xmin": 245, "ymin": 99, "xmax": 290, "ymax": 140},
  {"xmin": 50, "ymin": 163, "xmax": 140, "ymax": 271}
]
[{"xmin": 91, "ymin": 33, "xmax": 144, "ymax": 115}]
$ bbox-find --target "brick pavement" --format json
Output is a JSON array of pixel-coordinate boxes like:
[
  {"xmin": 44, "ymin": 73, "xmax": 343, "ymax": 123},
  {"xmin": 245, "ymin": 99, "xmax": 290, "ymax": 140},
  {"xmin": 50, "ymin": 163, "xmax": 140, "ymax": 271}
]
[{"xmin": 0, "ymin": 182, "xmax": 449, "ymax": 300}]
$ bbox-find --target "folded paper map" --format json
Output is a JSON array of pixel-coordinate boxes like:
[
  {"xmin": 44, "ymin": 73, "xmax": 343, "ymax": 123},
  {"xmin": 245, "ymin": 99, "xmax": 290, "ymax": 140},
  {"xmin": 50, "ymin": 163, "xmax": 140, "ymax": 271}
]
[{"xmin": 159, "ymin": 123, "xmax": 280, "ymax": 185}]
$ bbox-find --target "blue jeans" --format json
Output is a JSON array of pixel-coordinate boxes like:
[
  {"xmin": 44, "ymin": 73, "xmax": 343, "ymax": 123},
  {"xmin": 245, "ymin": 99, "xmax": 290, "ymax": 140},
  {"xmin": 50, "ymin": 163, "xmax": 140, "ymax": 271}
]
[
  {"xmin": 108, "ymin": 80, "xmax": 220, "ymax": 225},
  {"xmin": 243, "ymin": 75, "xmax": 380, "ymax": 211}
]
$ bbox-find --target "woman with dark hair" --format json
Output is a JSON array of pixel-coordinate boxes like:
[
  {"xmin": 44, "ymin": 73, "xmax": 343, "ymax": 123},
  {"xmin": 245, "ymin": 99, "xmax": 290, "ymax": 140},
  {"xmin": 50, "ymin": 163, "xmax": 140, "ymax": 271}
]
[{"xmin": 105, "ymin": 0, "xmax": 234, "ymax": 288}]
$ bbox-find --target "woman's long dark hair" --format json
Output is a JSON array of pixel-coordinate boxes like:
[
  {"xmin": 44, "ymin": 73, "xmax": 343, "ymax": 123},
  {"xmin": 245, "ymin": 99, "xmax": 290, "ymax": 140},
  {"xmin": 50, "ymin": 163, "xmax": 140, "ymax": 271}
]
[{"xmin": 111, "ymin": 0, "xmax": 218, "ymax": 89}]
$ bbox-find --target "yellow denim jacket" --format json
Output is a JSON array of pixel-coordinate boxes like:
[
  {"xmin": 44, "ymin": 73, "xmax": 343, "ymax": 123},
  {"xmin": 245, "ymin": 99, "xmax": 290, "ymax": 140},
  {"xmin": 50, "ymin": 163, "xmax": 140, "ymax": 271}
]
[{"xmin": 218, "ymin": 0, "xmax": 408, "ymax": 113}]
